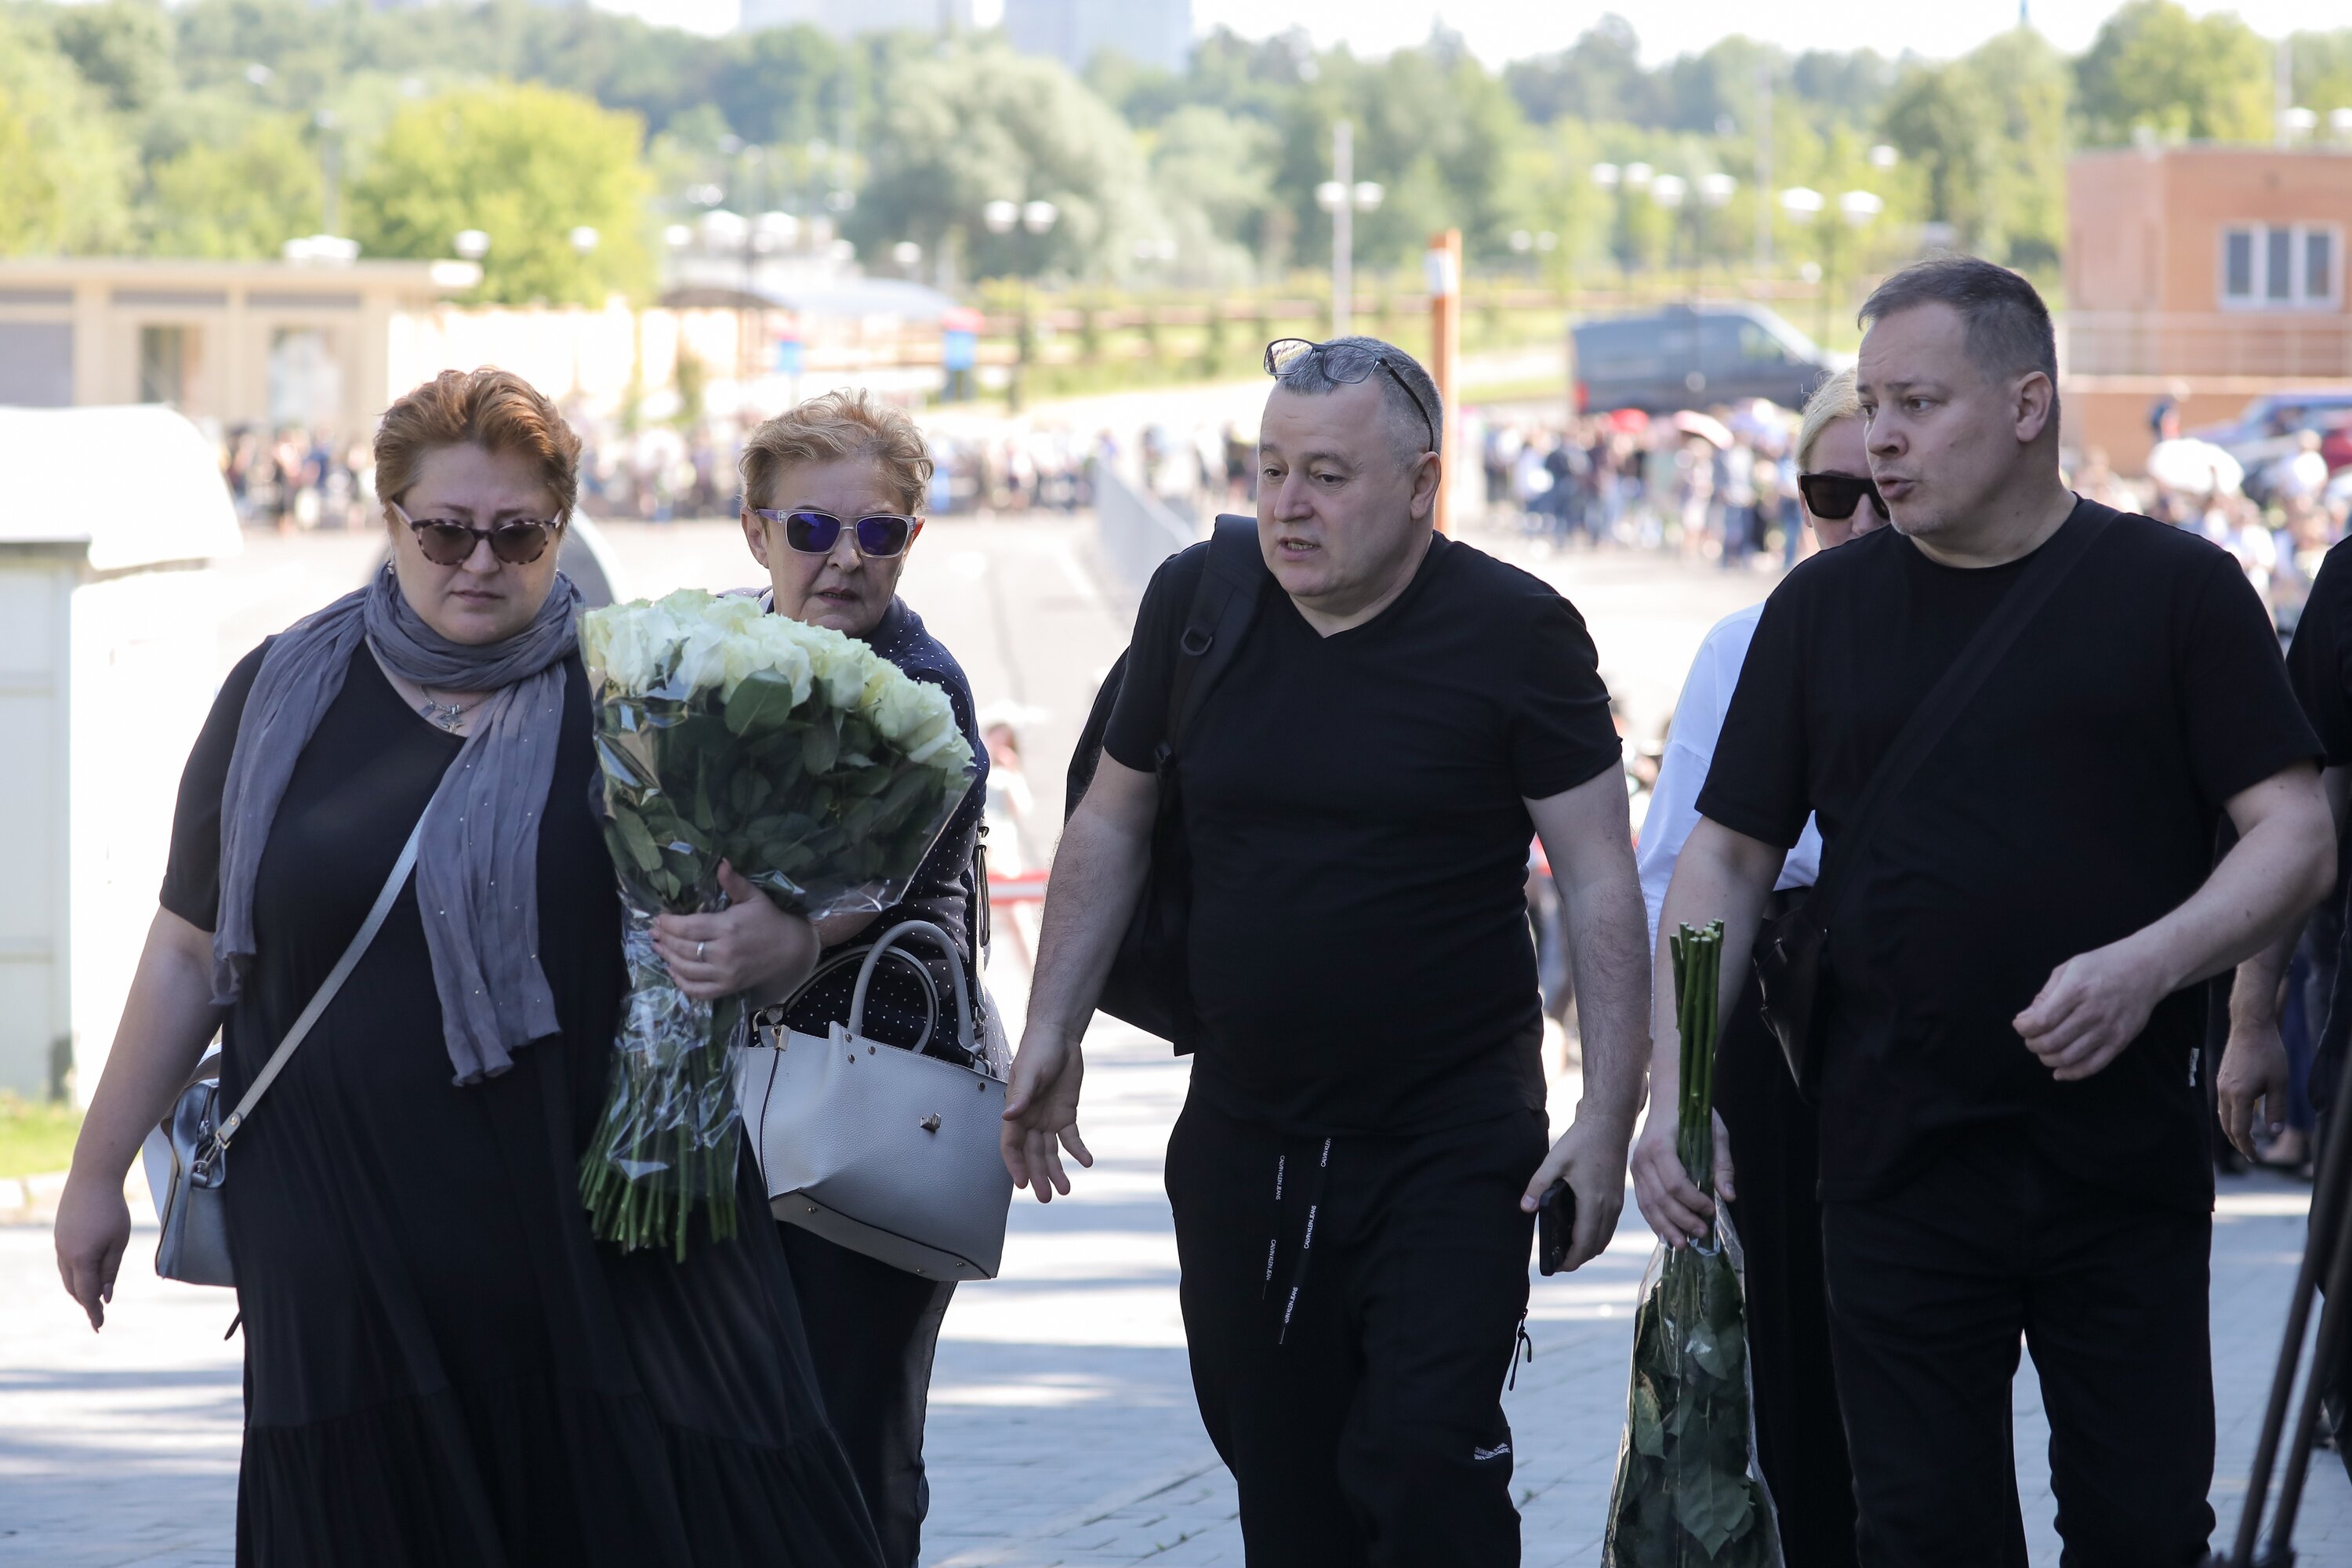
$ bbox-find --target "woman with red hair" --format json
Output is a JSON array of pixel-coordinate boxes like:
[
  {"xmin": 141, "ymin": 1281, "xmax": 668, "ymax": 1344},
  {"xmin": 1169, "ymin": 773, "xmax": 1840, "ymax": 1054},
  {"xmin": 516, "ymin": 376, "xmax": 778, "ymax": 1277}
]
[{"xmin": 55, "ymin": 368, "xmax": 882, "ymax": 1568}]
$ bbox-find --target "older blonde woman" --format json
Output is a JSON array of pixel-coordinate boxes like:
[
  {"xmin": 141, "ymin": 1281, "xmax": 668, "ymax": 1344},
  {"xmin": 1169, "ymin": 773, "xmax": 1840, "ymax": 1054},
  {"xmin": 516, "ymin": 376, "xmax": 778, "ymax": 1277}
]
[
  {"xmin": 656, "ymin": 390, "xmax": 987, "ymax": 1568},
  {"xmin": 53, "ymin": 368, "xmax": 880, "ymax": 1568},
  {"xmin": 1628, "ymin": 368, "xmax": 1880, "ymax": 1568}
]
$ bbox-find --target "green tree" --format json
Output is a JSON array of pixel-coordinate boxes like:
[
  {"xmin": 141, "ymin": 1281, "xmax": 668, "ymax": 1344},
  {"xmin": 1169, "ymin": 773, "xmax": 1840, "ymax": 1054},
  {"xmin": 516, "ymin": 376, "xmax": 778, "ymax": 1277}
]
[
  {"xmin": 1882, "ymin": 28, "xmax": 2068, "ymax": 270},
  {"xmin": 0, "ymin": 14, "xmax": 136, "ymax": 254},
  {"xmin": 350, "ymin": 82, "xmax": 655, "ymax": 305},
  {"xmin": 1504, "ymin": 16, "xmax": 1660, "ymax": 128},
  {"xmin": 848, "ymin": 42, "xmax": 1146, "ymax": 282},
  {"xmin": 146, "ymin": 112, "xmax": 321, "ymax": 256},
  {"xmin": 50, "ymin": 0, "xmax": 176, "ymax": 115},
  {"xmin": 1144, "ymin": 104, "xmax": 1278, "ymax": 283},
  {"xmin": 2289, "ymin": 30, "xmax": 2352, "ymax": 123},
  {"xmin": 2075, "ymin": 0, "xmax": 2272, "ymax": 145}
]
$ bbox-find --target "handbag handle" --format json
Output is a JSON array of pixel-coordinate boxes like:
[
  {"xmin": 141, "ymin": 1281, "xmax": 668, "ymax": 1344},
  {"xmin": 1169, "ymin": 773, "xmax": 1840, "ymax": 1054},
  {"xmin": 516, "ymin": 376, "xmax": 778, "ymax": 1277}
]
[{"xmin": 848, "ymin": 920, "xmax": 976, "ymax": 1058}]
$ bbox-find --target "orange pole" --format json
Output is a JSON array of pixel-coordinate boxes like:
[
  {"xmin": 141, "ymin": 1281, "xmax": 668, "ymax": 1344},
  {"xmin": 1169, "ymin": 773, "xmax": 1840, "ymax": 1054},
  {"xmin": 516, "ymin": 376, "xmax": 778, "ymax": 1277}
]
[{"xmin": 1427, "ymin": 228, "xmax": 1463, "ymax": 535}]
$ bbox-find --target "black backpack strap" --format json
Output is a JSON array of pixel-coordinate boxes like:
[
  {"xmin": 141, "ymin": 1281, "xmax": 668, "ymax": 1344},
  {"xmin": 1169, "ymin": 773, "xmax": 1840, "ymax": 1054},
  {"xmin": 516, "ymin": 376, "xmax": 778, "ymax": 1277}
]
[
  {"xmin": 1806, "ymin": 503, "xmax": 2116, "ymax": 937},
  {"xmin": 1160, "ymin": 515, "xmax": 1265, "ymax": 761}
]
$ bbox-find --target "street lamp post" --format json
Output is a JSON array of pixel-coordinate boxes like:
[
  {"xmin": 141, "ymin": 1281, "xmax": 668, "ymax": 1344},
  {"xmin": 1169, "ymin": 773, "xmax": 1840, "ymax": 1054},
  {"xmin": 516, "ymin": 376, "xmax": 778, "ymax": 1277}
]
[
  {"xmin": 985, "ymin": 198, "xmax": 1058, "ymax": 411},
  {"xmin": 1316, "ymin": 121, "xmax": 1384, "ymax": 338}
]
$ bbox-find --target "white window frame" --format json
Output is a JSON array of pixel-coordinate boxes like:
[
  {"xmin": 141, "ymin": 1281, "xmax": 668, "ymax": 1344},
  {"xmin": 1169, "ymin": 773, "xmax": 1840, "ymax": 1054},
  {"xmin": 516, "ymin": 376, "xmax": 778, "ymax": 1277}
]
[{"xmin": 2220, "ymin": 222, "xmax": 2343, "ymax": 310}]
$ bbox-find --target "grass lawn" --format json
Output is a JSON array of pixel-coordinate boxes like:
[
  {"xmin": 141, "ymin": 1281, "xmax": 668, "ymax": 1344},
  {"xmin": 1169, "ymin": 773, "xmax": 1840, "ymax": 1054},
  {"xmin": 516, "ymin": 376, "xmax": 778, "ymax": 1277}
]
[{"xmin": 0, "ymin": 1096, "xmax": 82, "ymax": 1180}]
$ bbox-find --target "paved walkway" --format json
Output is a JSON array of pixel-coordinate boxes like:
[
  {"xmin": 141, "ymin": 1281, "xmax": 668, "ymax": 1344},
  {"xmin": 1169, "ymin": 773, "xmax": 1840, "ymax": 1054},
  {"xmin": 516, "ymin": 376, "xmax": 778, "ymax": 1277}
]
[{"xmin": 11, "ymin": 1017, "xmax": 2350, "ymax": 1566}]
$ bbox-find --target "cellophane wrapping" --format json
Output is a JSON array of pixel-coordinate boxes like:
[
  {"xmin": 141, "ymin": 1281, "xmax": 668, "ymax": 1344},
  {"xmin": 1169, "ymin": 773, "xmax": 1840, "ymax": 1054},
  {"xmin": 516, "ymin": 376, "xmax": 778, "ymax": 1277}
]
[
  {"xmin": 575, "ymin": 590, "xmax": 975, "ymax": 1259},
  {"xmin": 1602, "ymin": 921, "xmax": 1784, "ymax": 1567}
]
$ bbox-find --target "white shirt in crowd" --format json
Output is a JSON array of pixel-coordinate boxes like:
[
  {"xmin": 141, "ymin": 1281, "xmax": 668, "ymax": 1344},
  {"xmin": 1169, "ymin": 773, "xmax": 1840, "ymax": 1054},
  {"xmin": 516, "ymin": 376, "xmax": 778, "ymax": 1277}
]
[{"xmin": 1636, "ymin": 601, "xmax": 1824, "ymax": 949}]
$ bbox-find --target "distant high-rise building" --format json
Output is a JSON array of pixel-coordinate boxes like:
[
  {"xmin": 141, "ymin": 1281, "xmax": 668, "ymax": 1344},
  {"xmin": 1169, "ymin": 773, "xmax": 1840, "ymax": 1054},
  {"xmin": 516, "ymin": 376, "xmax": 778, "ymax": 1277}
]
[
  {"xmin": 1001, "ymin": 0, "xmax": 1192, "ymax": 75},
  {"xmin": 739, "ymin": 0, "xmax": 974, "ymax": 36}
]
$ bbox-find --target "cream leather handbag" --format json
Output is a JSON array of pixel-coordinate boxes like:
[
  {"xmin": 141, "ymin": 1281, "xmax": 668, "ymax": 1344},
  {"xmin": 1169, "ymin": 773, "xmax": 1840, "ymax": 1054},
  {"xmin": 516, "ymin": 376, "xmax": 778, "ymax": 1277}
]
[{"xmin": 735, "ymin": 920, "xmax": 1014, "ymax": 1280}]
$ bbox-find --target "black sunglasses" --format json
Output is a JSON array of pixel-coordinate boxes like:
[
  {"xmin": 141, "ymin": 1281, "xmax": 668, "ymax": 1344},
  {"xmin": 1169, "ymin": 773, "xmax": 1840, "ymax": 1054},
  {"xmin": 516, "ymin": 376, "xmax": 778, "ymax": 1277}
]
[
  {"xmin": 1262, "ymin": 338, "xmax": 1439, "ymax": 453},
  {"xmin": 1797, "ymin": 471, "xmax": 1888, "ymax": 523},
  {"xmin": 750, "ymin": 507, "xmax": 921, "ymax": 558},
  {"xmin": 391, "ymin": 502, "xmax": 562, "ymax": 566}
]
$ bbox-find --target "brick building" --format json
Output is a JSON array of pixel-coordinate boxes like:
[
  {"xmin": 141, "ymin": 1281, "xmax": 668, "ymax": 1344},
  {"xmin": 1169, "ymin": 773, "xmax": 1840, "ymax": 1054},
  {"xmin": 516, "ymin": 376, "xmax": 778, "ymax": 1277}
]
[{"xmin": 2063, "ymin": 144, "xmax": 2350, "ymax": 472}]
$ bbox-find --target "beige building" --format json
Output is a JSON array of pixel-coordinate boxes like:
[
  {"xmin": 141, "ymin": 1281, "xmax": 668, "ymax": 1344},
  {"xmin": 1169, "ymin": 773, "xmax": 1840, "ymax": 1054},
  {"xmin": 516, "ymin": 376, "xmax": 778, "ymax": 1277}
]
[
  {"xmin": 0, "ymin": 256, "xmax": 481, "ymax": 441},
  {"xmin": 2063, "ymin": 145, "xmax": 2351, "ymax": 470}
]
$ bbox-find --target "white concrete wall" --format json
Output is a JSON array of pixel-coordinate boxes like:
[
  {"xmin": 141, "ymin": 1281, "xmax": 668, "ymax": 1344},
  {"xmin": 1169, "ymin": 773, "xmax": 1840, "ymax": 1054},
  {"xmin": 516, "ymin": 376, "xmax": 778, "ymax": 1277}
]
[
  {"xmin": 0, "ymin": 555, "xmax": 75, "ymax": 1100},
  {"xmin": 67, "ymin": 566, "xmax": 227, "ymax": 1105}
]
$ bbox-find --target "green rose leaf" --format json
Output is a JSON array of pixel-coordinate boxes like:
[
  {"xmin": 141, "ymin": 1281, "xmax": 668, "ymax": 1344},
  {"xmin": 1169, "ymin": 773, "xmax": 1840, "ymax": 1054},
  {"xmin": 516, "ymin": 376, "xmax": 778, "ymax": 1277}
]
[
  {"xmin": 724, "ymin": 668, "xmax": 803, "ymax": 736},
  {"xmin": 1632, "ymin": 1383, "xmax": 1664, "ymax": 1458},
  {"xmin": 1671, "ymin": 1458, "xmax": 1755, "ymax": 1556}
]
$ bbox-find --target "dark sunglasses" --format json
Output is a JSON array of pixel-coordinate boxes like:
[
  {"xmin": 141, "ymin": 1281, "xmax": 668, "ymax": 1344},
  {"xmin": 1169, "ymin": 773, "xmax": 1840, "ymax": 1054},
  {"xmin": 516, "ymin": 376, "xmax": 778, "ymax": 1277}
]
[
  {"xmin": 1262, "ymin": 337, "xmax": 1439, "ymax": 453},
  {"xmin": 750, "ymin": 507, "xmax": 921, "ymax": 558},
  {"xmin": 391, "ymin": 502, "xmax": 563, "ymax": 566},
  {"xmin": 1797, "ymin": 471, "xmax": 1888, "ymax": 523}
]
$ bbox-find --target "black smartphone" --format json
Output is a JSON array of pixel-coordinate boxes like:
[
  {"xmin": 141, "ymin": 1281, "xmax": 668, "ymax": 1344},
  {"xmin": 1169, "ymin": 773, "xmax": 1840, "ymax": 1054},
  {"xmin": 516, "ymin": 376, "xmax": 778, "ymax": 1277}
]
[{"xmin": 1536, "ymin": 1178, "xmax": 1577, "ymax": 1276}]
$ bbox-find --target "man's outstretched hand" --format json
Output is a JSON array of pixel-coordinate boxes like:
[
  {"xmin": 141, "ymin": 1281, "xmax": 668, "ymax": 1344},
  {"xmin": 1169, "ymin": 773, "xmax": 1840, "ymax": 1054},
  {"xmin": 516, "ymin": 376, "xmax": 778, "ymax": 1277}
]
[{"xmin": 1001, "ymin": 1030, "xmax": 1094, "ymax": 1203}]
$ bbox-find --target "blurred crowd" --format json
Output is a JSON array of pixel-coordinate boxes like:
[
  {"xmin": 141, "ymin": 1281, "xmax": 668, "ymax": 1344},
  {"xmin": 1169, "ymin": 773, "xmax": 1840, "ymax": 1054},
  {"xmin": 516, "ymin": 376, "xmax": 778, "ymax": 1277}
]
[
  {"xmin": 1470, "ymin": 395, "xmax": 2352, "ymax": 641},
  {"xmin": 216, "ymin": 390, "xmax": 2352, "ymax": 640},
  {"xmin": 1470, "ymin": 401, "xmax": 1813, "ymax": 570}
]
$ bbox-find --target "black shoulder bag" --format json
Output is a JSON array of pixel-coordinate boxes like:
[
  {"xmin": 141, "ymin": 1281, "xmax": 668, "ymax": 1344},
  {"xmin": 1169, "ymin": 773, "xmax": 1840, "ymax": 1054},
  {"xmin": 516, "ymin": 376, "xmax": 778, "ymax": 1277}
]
[
  {"xmin": 1754, "ymin": 503, "xmax": 2115, "ymax": 1097},
  {"xmin": 1065, "ymin": 516, "xmax": 1266, "ymax": 1049}
]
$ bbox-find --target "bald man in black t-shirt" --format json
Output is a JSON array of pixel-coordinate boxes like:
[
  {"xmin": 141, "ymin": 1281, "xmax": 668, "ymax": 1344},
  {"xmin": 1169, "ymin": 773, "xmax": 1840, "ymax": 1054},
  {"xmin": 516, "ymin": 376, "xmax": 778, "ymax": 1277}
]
[
  {"xmin": 1644, "ymin": 259, "xmax": 2332, "ymax": 1566},
  {"xmin": 1003, "ymin": 338, "xmax": 1653, "ymax": 1566}
]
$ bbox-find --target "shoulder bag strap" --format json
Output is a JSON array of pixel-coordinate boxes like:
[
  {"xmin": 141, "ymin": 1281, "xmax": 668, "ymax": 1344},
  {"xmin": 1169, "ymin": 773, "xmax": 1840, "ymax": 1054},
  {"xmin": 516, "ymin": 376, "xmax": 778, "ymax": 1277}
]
[
  {"xmin": 214, "ymin": 809, "xmax": 428, "ymax": 1149},
  {"xmin": 1806, "ymin": 503, "xmax": 2117, "ymax": 936},
  {"xmin": 1163, "ymin": 516, "xmax": 1266, "ymax": 755}
]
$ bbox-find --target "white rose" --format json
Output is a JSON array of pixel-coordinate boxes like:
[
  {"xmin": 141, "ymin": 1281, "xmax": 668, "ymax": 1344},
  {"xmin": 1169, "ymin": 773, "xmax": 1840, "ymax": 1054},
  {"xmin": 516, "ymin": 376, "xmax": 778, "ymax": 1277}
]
[
  {"xmin": 723, "ymin": 619, "xmax": 815, "ymax": 704},
  {"xmin": 867, "ymin": 673, "xmax": 956, "ymax": 755},
  {"xmin": 671, "ymin": 620, "xmax": 732, "ymax": 694},
  {"xmin": 586, "ymin": 605, "xmax": 659, "ymax": 695},
  {"xmin": 700, "ymin": 593, "xmax": 764, "ymax": 635},
  {"xmin": 654, "ymin": 587, "xmax": 717, "ymax": 621}
]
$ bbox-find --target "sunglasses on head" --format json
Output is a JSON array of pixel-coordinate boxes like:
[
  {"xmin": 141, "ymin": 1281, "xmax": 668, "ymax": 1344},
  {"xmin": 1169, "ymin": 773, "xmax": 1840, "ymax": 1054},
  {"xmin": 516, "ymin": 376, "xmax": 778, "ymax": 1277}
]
[
  {"xmin": 1797, "ymin": 471, "xmax": 1889, "ymax": 523},
  {"xmin": 392, "ymin": 502, "xmax": 564, "ymax": 566},
  {"xmin": 1262, "ymin": 337, "xmax": 1440, "ymax": 453},
  {"xmin": 750, "ymin": 507, "xmax": 922, "ymax": 558}
]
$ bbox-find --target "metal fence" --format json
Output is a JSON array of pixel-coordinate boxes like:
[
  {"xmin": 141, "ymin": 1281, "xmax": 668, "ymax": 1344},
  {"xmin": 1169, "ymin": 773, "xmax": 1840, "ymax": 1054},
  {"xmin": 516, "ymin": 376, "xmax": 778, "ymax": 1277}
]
[{"xmin": 1094, "ymin": 460, "xmax": 1201, "ymax": 599}]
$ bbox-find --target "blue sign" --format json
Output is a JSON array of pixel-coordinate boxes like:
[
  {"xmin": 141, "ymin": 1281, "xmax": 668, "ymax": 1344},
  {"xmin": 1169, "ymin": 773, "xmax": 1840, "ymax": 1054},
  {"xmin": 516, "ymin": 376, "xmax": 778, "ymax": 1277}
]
[
  {"xmin": 942, "ymin": 328, "xmax": 977, "ymax": 372},
  {"xmin": 773, "ymin": 337, "xmax": 803, "ymax": 375}
]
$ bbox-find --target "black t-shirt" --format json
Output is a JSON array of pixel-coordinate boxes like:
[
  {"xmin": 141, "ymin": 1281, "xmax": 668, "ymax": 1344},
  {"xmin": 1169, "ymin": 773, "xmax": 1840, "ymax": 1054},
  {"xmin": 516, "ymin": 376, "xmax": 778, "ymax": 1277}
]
[
  {"xmin": 2289, "ymin": 535, "xmax": 2352, "ymax": 763},
  {"xmin": 1699, "ymin": 503, "xmax": 2319, "ymax": 1214},
  {"xmin": 1104, "ymin": 531, "xmax": 1621, "ymax": 1134}
]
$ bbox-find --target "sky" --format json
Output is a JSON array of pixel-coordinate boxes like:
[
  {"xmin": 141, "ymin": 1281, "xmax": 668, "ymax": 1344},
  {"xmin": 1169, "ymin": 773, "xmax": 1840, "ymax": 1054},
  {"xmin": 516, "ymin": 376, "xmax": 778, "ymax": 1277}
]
[{"xmin": 604, "ymin": 0, "xmax": 2349, "ymax": 63}]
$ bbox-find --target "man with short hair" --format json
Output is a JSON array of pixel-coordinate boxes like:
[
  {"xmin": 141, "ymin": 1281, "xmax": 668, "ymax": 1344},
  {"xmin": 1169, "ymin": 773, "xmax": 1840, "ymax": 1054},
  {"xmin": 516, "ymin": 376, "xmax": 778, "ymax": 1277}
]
[
  {"xmin": 1004, "ymin": 336, "xmax": 1651, "ymax": 1563},
  {"xmin": 1637, "ymin": 256, "xmax": 2336, "ymax": 1566}
]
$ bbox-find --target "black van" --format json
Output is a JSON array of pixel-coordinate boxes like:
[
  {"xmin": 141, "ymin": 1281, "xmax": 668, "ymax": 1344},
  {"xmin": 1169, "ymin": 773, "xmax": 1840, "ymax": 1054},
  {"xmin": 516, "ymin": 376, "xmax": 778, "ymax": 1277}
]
[{"xmin": 1570, "ymin": 303, "xmax": 1836, "ymax": 415}]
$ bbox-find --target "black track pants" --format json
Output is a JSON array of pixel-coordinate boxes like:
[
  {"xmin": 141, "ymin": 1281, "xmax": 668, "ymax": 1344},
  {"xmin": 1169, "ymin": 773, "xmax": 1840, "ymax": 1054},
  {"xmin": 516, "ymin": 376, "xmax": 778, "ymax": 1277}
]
[
  {"xmin": 1165, "ymin": 1094, "xmax": 1548, "ymax": 1568},
  {"xmin": 1820, "ymin": 1131, "xmax": 2215, "ymax": 1568},
  {"xmin": 779, "ymin": 1223, "xmax": 956, "ymax": 1568}
]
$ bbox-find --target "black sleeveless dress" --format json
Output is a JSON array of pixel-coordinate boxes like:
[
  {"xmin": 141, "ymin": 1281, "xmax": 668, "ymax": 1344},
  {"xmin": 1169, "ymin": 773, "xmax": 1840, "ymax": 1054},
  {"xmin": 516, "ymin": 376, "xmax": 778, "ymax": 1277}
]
[{"xmin": 162, "ymin": 641, "xmax": 884, "ymax": 1568}]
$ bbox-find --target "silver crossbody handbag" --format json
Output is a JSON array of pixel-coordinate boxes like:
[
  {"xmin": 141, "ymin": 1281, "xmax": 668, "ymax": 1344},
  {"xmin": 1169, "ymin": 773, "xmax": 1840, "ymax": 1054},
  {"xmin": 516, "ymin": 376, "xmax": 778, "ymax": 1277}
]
[
  {"xmin": 142, "ymin": 814, "xmax": 427, "ymax": 1287},
  {"xmin": 735, "ymin": 920, "xmax": 1014, "ymax": 1281}
]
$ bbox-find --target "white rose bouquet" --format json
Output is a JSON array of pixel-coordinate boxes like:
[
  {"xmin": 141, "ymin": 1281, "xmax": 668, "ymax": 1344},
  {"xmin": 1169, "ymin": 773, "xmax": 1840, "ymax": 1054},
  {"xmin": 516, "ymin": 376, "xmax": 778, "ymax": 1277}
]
[{"xmin": 575, "ymin": 590, "xmax": 975, "ymax": 1259}]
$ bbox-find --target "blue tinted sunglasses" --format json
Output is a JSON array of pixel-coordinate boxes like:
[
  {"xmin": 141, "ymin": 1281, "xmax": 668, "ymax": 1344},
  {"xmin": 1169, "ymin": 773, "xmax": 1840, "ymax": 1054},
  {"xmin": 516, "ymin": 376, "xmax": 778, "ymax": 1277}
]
[{"xmin": 750, "ymin": 507, "xmax": 921, "ymax": 558}]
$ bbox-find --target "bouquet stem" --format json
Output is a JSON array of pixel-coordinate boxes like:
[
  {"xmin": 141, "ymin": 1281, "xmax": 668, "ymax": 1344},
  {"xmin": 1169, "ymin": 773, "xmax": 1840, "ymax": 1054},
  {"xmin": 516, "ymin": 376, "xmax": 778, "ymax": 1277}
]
[{"xmin": 578, "ymin": 908, "xmax": 744, "ymax": 1261}]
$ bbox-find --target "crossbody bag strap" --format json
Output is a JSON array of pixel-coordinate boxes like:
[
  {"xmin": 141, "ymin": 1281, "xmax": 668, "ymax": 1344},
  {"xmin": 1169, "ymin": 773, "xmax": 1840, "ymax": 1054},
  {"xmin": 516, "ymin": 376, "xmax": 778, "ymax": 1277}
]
[
  {"xmin": 1806, "ymin": 503, "xmax": 2116, "ymax": 935},
  {"xmin": 1163, "ymin": 516, "xmax": 1266, "ymax": 755},
  {"xmin": 214, "ymin": 810, "xmax": 428, "ymax": 1149}
]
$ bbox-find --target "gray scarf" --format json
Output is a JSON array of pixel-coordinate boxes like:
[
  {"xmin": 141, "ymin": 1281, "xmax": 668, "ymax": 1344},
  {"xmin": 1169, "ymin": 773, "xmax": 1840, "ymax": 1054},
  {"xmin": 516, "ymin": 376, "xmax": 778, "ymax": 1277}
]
[{"xmin": 212, "ymin": 564, "xmax": 583, "ymax": 1085}]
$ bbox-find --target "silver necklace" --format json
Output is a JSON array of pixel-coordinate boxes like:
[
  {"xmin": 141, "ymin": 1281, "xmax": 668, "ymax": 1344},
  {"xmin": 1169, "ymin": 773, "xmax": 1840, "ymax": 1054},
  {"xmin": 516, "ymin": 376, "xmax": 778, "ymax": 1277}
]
[{"xmin": 418, "ymin": 684, "xmax": 477, "ymax": 732}]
